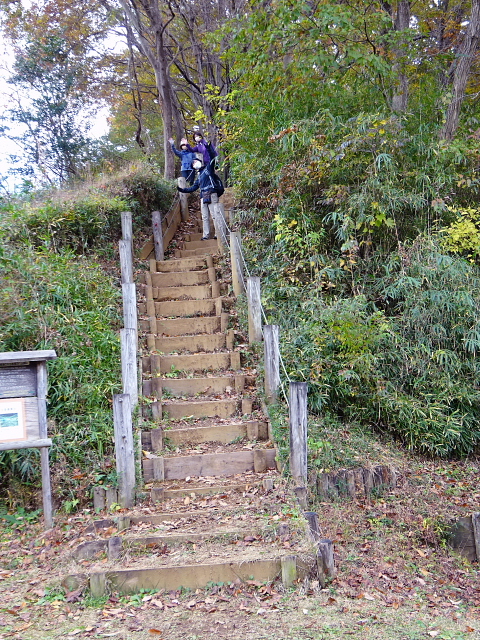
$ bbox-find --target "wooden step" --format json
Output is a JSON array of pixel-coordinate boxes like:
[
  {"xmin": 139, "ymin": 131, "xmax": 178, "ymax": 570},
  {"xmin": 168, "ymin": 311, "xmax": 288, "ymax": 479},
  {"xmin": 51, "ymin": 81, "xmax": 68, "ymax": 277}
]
[
  {"xmin": 149, "ymin": 330, "xmax": 233, "ymax": 354},
  {"xmin": 143, "ymin": 374, "xmax": 245, "ymax": 397},
  {"xmin": 86, "ymin": 558, "xmax": 288, "ymax": 594},
  {"xmin": 143, "ymin": 351, "xmax": 241, "ymax": 374},
  {"xmin": 139, "ymin": 298, "xmax": 222, "ymax": 318},
  {"xmin": 183, "ymin": 239, "xmax": 218, "ymax": 250},
  {"xmin": 162, "ymin": 398, "xmax": 240, "ymax": 421},
  {"xmin": 151, "ymin": 270, "xmax": 210, "ymax": 287},
  {"xmin": 141, "ymin": 316, "xmax": 225, "ymax": 336},
  {"xmin": 175, "ymin": 247, "xmax": 218, "ymax": 258},
  {"xmin": 161, "ymin": 420, "xmax": 269, "ymax": 445},
  {"xmin": 152, "ymin": 283, "xmax": 213, "ymax": 301},
  {"xmin": 184, "ymin": 232, "xmax": 204, "ymax": 242},
  {"xmin": 142, "ymin": 449, "xmax": 277, "ymax": 481},
  {"xmin": 74, "ymin": 529, "xmax": 258, "ymax": 560},
  {"xmin": 153, "ymin": 257, "xmax": 208, "ymax": 272}
]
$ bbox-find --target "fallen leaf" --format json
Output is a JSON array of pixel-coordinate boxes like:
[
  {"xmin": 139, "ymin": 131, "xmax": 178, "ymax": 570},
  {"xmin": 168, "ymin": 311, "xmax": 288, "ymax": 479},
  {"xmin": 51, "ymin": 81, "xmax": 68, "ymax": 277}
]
[{"xmin": 148, "ymin": 630, "xmax": 163, "ymax": 635}]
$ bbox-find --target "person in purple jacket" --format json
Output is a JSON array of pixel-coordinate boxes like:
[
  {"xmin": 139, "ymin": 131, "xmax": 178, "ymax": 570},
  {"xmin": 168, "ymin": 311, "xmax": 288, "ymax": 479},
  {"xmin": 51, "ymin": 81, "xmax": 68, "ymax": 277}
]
[{"xmin": 187, "ymin": 132, "xmax": 217, "ymax": 166}]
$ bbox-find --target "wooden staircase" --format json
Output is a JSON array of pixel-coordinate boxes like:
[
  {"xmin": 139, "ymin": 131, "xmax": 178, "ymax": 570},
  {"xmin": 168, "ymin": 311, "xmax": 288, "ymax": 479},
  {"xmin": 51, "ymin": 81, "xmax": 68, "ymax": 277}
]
[{"xmin": 63, "ymin": 208, "xmax": 315, "ymax": 596}]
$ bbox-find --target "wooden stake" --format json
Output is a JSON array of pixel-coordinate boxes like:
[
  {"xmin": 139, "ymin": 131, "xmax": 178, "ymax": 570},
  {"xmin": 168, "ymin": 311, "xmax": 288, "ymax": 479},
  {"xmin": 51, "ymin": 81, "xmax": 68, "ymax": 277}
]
[
  {"xmin": 119, "ymin": 239, "xmax": 133, "ymax": 284},
  {"xmin": 230, "ymin": 231, "xmax": 245, "ymax": 296},
  {"xmin": 113, "ymin": 393, "xmax": 136, "ymax": 508},
  {"xmin": 472, "ymin": 512, "xmax": 480, "ymax": 561},
  {"xmin": 289, "ymin": 381, "xmax": 308, "ymax": 485},
  {"xmin": 304, "ymin": 511, "xmax": 321, "ymax": 541},
  {"xmin": 247, "ymin": 277, "xmax": 262, "ymax": 343},
  {"xmin": 281, "ymin": 555, "xmax": 297, "ymax": 588},
  {"xmin": 264, "ymin": 325, "xmax": 280, "ymax": 402},
  {"xmin": 152, "ymin": 210, "xmax": 165, "ymax": 261}
]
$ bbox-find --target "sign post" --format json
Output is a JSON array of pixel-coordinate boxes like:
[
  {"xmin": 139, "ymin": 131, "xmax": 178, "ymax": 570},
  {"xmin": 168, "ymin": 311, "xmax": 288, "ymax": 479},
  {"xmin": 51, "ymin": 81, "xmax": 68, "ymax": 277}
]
[{"xmin": 0, "ymin": 350, "xmax": 57, "ymax": 529}]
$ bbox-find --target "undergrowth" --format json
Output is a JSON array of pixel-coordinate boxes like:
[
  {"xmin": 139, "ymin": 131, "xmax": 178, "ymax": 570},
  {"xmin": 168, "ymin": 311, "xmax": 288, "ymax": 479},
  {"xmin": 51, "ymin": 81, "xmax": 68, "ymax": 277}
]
[{"xmin": 0, "ymin": 163, "xmax": 175, "ymax": 509}]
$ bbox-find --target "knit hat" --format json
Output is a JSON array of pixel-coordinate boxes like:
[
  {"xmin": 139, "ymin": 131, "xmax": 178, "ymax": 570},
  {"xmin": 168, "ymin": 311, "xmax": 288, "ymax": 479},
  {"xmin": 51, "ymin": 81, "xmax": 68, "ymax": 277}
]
[{"xmin": 180, "ymin": 138, "xmax": 188, "ymax": 146}]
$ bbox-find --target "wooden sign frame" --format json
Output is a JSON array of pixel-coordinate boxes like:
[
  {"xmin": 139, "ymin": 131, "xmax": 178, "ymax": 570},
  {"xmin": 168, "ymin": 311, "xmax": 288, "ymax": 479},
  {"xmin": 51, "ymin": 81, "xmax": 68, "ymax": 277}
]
[{"xmin": 0, "ymin": 350, "xmax": 57, "ymax": 529}]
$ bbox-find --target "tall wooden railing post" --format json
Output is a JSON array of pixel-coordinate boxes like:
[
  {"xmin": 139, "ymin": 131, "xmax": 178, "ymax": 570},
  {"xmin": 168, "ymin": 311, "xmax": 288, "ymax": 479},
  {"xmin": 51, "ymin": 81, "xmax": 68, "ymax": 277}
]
[
  {"xmin": 247, "ymin": 276, "xmax": 262, "ymax": 343},
  {"xmin": 121, "ymin": 328, "xmax": 138, "ymax": 408},
  {"xmin": 289, "ymin": 381, "xmax": 308, "ymax": 486},
  {"xmin": 119, "ymin": 239, "xmax": 133, "ymax": 284},
  {"xmin": 177, "ymin": 178, "xmax": 189, "ymax": 222},
  {"xmin": 230, "ymin": 231, "xmax": 245, "ymax": 296},
  {"xmin": 152, "ymin": 210, "xmax": 164, "ymax": 262},
  {"xmin": 122, "ymin": 282, "xmax": 137, "ymax": 338},
  {"xmin": 113, "ymin": 393, "xmax": 135, "ymax": 508},
  {"xmin": 264, "ymin": 324, "xmax": 280, "ymax": 402},
  {"xmin": 121, "ymin": 211, "xmax": 133, "ymax": 249}
]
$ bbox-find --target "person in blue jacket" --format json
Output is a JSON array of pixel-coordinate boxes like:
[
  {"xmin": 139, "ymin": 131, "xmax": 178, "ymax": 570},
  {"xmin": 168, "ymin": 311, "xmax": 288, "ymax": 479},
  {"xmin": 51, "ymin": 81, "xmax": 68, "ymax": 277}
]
[
  {"xmin": 177, "ymin": 157, "xmax": 222, "ymax": 240},
  {"xmin": 168, "ymin": 137, "xmax": 196, "ymax": 185}
]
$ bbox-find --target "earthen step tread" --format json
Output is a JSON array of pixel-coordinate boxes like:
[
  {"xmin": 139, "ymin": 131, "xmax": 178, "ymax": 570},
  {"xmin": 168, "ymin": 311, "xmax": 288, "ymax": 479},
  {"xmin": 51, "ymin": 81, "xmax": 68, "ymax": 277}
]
[{"xmin": 71, "ymin": 538, "xmax": 309, "ymax": 574}]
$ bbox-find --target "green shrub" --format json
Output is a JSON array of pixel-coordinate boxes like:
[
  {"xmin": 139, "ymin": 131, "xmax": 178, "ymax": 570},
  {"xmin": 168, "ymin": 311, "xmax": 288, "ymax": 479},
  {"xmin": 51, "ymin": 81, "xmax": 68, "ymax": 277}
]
[{"xmin": 0, "ymin": 242, "xmax": 121, "ymax": 505}]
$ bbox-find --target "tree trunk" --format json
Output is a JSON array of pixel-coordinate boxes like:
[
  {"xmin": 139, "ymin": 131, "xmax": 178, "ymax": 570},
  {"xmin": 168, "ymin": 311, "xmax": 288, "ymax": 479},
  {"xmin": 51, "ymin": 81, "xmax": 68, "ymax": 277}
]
[
  {"xmin": 440, "ymin": 0, "xmax": 480, "ymax": 140},
  {"xmin": 391, "ymin": 1, "xmax": 410, "ymax": 113}
]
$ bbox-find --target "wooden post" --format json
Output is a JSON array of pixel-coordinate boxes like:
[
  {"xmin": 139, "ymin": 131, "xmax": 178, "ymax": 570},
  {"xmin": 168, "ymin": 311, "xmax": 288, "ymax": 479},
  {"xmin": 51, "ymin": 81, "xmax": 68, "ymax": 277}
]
[
  {"xmin": 247, "ymin": 277, "xmax": 262, "ymax": 343},
  {"xmin": 121, "ymin": 211, "xmax": 133, "ymax": 246},
  {"xmin": 121, "ymin": 328, "xmax": 138, "ymax": 408},
  {"xmin": 472, "ymin": 513, "xmax": 480, "ymax": 561},
  {"xmin": 119, "ymin": 239, "xmax": 133, "ymax": 284},
  {"xmin": 230, "ymin": 231, "xmax": 245, "ymax": 296},
  {"xmin": 37, "ymin": 361, "xmax": 53, "ymax": 529},
  {"xmin": 214, "ymin": 203, "xmax": 228, "ymax": 253},
  {"xmin": 152, "ymin": 210, "xmax": 164, "ymax": 261},
  {"xmin": 305, "ymin": 512, "xmax": 321, "ymax": 541},
  {"xmin": 318, "ymin": 539, "xmax": 336, "ymax": 579},
  {"xmin": 122, "ymin": 282, "xmax": 137, "ymax": 337},
  {"xmin": 177, "ymin": 177, "xmax": 189, "ymax": 222},
  {"xmin": 281, "ymin": 555, "xmax": 297, "ymax": 588},
  {"xmin": 264, "ymin": 325, "xmax": 280, "ymax": 402},
  {"xmin": 113, "ymin": 394, "xmax": 136, "ymax": 508},
  {"xmin": 289, "ymin": 381, "xmax": 308, "ymax": 485}
]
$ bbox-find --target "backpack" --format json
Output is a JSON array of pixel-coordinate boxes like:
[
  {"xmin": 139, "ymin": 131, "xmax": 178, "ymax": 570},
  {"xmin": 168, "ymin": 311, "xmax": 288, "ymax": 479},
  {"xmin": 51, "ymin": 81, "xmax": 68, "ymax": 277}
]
[{"xmin": 211, "ymin": 172, "xmax": 224, "ymax": 197}]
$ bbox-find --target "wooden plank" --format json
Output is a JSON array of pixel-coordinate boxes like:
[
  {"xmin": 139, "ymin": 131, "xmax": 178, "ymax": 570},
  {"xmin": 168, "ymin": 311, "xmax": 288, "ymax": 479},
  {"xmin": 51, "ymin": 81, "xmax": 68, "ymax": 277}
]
[
  {"xmin": 0, "ymin": 438, "xmax": 52, "ymax": 451},
  {"xmin": 0, "ymin": 365, "xmax": 37, "ymax": 398},
  {"xmin": 289, "ymin": 381, "xmax": 308, "ymax": 485},
  {"xmin": 162, "ymin": 449, "xmax": 276, "ymax": 480},
  {"xmin": 113, "ymin": 394, "xmax": 136, "ymax": 508},
  {"xmin": 0, "ymin": 350, "xmax": 57, "ymax": 364},
  {"xmin": 89, "ymin": 559, "xmax": 283, "ymax": 594}
]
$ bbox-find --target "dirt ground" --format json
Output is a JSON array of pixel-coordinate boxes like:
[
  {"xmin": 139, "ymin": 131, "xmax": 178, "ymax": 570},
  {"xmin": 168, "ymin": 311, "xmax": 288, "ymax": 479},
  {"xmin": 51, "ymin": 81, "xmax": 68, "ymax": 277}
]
[{"xmin": 1, "ymin": 453, "xmax": 480, "ymax": 640}]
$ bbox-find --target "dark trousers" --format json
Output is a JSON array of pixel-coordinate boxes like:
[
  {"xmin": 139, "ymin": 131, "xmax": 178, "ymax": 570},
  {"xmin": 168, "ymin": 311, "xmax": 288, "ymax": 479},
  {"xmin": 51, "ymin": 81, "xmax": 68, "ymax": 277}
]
[{"xmin": 181, "ymin": 168, "xmax": 195, "ymax": 185}]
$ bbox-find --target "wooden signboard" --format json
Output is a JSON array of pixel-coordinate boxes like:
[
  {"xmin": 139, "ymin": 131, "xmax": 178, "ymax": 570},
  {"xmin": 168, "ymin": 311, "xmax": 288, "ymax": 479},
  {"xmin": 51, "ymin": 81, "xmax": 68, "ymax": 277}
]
[{"xmin": 0, "ymin": 350, "xmax": 57, "ymax": 528}]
